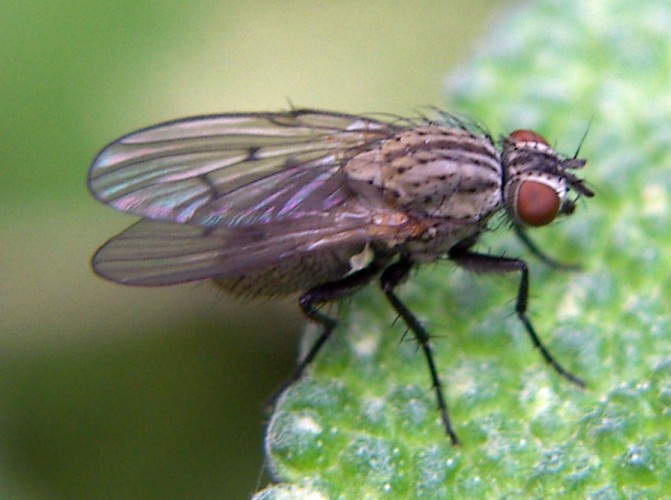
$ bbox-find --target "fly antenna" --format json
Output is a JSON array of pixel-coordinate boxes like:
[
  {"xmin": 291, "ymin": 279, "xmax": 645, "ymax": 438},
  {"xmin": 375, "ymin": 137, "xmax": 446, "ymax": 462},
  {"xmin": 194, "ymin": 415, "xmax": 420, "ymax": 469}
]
[{"xmin": 573, "ymin": 115, "xmax": 594, "ymax": 159}]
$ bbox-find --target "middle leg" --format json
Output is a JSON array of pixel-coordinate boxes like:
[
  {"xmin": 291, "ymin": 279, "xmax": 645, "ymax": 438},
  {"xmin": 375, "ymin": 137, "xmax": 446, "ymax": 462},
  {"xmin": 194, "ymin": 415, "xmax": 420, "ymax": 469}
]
[{"xmin": 380, "ymin": 256, "xmax": 460, "ymax": 445}]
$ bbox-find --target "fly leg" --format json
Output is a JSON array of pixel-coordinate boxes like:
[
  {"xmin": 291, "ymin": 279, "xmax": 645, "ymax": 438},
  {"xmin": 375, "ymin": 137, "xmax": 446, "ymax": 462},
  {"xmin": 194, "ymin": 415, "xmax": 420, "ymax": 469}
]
[
  {"xmin": 448, "ymin": 247, "xmax": 585, "ymax": 388},
  {"xmin": 380, "ymin": 256, "xmax": 460, "ymax": 445},
  {"xmin": 513, "ymin": 225, "xmax": 579, "ymax": 271},
  {"xmin": 266, "ymin": 261, "xmax": 382, "ymax": 409}
]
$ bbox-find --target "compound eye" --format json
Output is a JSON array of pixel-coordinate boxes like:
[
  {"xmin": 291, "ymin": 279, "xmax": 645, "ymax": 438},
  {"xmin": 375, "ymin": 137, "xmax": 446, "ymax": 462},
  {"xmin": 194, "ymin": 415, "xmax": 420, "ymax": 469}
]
[
  {"xmin": 509, "ymin": 129, "xmax": 549, "ymax": 146},
  {"xmin": 516, "ymin": 180, "xmax": 561, "ymax": 226}
]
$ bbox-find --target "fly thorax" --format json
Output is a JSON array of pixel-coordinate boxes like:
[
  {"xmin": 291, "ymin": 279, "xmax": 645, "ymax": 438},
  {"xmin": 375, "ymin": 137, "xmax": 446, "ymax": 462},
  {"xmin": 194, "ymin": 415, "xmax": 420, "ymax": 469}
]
[{"xmin": 345, "ymin": 126, "xmax": 503, "ymax": 221}]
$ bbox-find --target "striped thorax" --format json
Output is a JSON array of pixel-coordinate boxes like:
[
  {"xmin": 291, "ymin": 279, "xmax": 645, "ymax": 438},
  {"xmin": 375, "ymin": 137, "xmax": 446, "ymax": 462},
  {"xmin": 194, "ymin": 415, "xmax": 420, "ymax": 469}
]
[{"xmin": 345, "ymin": 127, "xmax": 502, "ymax": 221}]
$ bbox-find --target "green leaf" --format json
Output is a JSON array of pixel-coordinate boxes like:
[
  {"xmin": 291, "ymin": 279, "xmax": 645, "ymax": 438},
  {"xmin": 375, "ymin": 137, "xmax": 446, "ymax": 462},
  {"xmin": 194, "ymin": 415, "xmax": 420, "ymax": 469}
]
[{"xmin": 258, "ymin": 0, "xmax": 671, "ymax": 496}]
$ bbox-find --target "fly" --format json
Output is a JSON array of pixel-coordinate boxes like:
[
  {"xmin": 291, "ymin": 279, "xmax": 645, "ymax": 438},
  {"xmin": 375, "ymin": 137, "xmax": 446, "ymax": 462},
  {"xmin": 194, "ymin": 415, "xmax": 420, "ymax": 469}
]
[{"xmin": 88, "ymin": 109, "xmax": 594, "ymax": 444}]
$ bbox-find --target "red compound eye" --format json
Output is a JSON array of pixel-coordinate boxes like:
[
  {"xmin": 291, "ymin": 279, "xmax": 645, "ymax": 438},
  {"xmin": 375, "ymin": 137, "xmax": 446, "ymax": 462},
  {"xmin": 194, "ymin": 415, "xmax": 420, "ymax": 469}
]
[
  {"xmin": 516, "ymin": 180, "xmax": 561, "ymax": 226},
  {"xmin": 509, "ymin": 129, "xmax": 549, "ymax": 146}
]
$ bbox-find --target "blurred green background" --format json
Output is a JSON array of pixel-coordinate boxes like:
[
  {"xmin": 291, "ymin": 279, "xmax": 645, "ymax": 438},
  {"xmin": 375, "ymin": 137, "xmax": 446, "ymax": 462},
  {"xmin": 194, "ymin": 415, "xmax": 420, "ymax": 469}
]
[{"xmin": 0, "ymin": 1, "xmax": 506, "ymax": 498}]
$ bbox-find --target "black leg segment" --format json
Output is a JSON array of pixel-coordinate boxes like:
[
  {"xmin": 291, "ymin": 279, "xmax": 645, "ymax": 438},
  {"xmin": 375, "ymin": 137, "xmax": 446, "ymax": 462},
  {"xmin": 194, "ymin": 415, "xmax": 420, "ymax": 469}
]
[
  {"xmin": 448, "ymin": 246, "xmax": 585, "ymax": 388},
  {"xmin": 266, "ymin": 261, "xmax": 383, "ymax": 409},
  {"xmin": 514, "ymin": 225, "xmax": 579, "ymax": 271},
  {"xmin": 380, "ymin": 256, "xmax": 460, "ymax": 445}
]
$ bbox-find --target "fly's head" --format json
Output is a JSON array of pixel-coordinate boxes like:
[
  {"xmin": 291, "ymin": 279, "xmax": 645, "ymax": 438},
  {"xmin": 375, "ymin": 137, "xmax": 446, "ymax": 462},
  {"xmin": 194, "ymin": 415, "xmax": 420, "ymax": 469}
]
[{"xmin": 502, "ymin": 129, "xmax": 593, "ymax": 228}]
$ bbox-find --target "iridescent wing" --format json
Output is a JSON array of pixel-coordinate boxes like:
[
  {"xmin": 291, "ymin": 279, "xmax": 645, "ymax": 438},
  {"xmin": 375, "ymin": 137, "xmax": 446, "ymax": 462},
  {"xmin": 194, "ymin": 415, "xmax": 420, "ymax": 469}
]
[
  {"xmin": 89, "ymin": 110, "xmax": 403, "ymax": 227},
  {"xmin": 92, "ymin": 212, "xmax": 374, "ymax": 286}
]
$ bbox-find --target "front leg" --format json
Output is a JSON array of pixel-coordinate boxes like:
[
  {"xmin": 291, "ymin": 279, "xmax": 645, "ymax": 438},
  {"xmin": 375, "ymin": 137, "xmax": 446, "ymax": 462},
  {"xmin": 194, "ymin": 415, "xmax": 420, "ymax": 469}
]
[
  {"xmin": 513, "ymin": 224, "xmax": 580, "ymax": 271},
  {"xmin": 448, "ymin": 246, "xmax": 585, "ymax": 388}
]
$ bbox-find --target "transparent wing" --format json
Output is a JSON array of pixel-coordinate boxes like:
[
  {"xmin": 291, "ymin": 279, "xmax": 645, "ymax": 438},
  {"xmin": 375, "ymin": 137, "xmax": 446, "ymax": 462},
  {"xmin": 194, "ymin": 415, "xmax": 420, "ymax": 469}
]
[
  {"xmin": 89, "ymin": 110, "xmax": 401, "ymax": 226},
  {"xmin": 92, "ymin": 212, "xmax": 373, "ymax": 286}
]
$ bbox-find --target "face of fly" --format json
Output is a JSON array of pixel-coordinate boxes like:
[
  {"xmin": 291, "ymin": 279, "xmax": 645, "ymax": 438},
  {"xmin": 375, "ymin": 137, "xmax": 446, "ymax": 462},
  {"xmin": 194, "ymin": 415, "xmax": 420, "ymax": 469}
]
[{"xmin": 501, "ymin": 129, "xmax": 593, "ymax": 229}]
